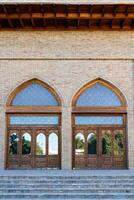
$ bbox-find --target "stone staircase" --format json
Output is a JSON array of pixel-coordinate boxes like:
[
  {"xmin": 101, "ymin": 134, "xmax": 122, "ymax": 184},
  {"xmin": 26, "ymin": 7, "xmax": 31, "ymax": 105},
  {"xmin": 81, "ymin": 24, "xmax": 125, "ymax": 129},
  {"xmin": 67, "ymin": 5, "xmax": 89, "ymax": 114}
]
[{"xmin": 0, "ymin": 173, "xmax": 134, "ymax": 199}]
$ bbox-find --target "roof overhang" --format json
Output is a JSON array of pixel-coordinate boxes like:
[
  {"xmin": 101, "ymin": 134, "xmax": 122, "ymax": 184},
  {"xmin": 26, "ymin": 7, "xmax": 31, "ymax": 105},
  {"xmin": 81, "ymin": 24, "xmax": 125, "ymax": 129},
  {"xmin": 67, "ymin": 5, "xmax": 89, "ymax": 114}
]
[{"xmin": 0, "ymin": 2, "xmax": 134, "ymax": 30}]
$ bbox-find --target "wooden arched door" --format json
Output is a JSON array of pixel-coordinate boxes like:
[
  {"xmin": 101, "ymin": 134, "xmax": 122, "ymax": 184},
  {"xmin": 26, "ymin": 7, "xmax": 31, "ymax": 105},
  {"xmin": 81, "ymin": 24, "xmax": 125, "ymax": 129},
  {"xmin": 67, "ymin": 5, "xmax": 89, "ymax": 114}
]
[
  {"xmin": 72, "ymin": 78, "xmax": 127, "ymax": 169},
  {"xmin": 6, "ymin": 79, "xmax": 62, "ymax": 169}
]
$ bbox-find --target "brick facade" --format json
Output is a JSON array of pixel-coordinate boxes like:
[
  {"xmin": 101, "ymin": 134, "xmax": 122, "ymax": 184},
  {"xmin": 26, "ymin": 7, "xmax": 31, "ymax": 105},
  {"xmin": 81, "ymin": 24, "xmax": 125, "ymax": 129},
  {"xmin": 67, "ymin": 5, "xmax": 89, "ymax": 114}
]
[{"xmin": 0, "ymin": 31, "xmax": 134, "ymax": 169}]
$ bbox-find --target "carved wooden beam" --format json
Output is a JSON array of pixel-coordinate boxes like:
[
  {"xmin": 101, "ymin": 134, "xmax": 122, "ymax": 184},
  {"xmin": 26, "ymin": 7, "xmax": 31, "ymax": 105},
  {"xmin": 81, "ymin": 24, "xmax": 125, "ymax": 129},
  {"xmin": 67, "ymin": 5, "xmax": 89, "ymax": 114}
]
[
  {"xmin": 0, "ymin": 3, "xmax": 133, "ymax": 30},
  {"xmin": 102, "ymin": 5, "xmax": 105, "ymax": 17},
  {"xmin": 120, "ymin": 19, "xmax": 125, "ymax": 29},
  {"xmin": 41, "ymin": 4, "xmax": 47, "ymax": 28},
  {"xmin": 28, "ymin": 6, "xmax": 35, "ymax": 28},
  {"xmin": 0, "ymin": 12, "xmax": 134, "ymax": 20},
  {"xmin": 2, "ymin": 4, "xmax": 14, "ymax": 28},
  {"xmin": 125, "ymin": 5, "xmax": 129, "ymax": 16},
  {"xmin": 16, "ymin": 5, "xmax": 24, "ymax": 28}
]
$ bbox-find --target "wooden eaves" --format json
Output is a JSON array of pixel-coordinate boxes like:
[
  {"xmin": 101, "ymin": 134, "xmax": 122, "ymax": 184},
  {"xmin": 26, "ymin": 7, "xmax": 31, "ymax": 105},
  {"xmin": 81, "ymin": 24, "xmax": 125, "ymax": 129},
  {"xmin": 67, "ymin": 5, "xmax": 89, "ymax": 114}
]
[{"xmin": 0, "ymin": 3, "xmax": 134, "ymax": 30}]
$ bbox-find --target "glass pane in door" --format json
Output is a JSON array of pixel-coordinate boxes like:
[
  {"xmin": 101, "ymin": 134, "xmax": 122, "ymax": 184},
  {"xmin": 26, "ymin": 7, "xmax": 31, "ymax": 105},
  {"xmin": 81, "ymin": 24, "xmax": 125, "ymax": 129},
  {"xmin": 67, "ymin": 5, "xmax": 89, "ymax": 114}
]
[
  {"xmin": 87, "ymin": 133, "xmax": 97, "ymax": 154},
  {"xmin": 9, "ymin": 132, "xmax": 19, "ymax": 155},
  {"xmin": 75, "ymin": 133, "xmax": 85, "ymax": 155},
  {"xmin": 22, "ymin": 133, "xmax": 31, "ymax": 155},
  {"xmin": 48, "ymin": 133, "xmax": 58, "ymax": 155},
  {"xmin": 36, "ymin": 133, "xmax": 46, "ymax": 155}
]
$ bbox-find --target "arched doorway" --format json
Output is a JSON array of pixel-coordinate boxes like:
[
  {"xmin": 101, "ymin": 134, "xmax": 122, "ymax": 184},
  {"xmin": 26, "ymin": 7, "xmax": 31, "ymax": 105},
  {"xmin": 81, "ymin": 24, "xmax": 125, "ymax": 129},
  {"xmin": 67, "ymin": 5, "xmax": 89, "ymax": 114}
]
[
  {"xmin": 6, "ymin": 79, "xmax": 61, "ymax": 169},
  {"xmin": 72, "ymin": 78, "xmax": 127, "ymax": 169}
]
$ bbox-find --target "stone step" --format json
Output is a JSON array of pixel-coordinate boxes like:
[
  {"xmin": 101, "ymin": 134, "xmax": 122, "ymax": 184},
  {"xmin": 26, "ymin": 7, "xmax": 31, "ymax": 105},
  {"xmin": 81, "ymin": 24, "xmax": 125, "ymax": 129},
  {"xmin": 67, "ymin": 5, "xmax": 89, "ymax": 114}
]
[
  {"xmin": 1, "ymin": 197, "xmax": 121, "ymax": 200},
  {"xmin": 0, "ymin": 175, "xmax": 134, "ymax": 177},
  {"xmin": 3, "ymin": 199, "xmax": 132, "ymax": 200},
  {"xmin": 0, "ymin": 177, "xmax": 132, "ymax": 180},
  {"xmin": 0, "ymin": 177, "xmax": 133, "ymax": 180},
  {"xmin": 1, "ymin": 183, "xmax": 134, "ymax": 188},
  {"xmin": 0, "ymin": 174, "xmax": 134, "ymax": 199},
  {"xmin": 0, "ymin": 188, "xmax": 133, "ymax": 193},
  {"xmin": 1, "ymin": 176, "xmax": 122, "ymax": 179},
  {"xmin": 0, "ymin": 193, "xmax": 134, "ymax": 199},
  {"xmin": 1, "ymin": 180, "xmax": 134, "ymax": 184},
  {"xmin": 1, "ymin": 199, "xmax": 133, "ymax": 200}
]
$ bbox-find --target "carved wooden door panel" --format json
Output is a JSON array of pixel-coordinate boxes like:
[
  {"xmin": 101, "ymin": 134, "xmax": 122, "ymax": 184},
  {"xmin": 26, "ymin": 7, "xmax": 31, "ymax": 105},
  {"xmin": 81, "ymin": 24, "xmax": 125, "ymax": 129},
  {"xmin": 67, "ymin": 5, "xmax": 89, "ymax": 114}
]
[
  {"xmin": 47, "ymin": 129, "xmax": 61, "ymax": 168},
  {"xmin": 35, "ymin": 130, "xmax": 47, "ymax": 168},
  {"xmin": 7, "ymin": 129, "xmax": 20, "ymax": 168},
  {"xmin": 73, "ymin": 127, "xmax": 126, "ymax": 169},
  {"xmin": 113, "ymin": 128, "xmax": 126, "ymax": 168},
  {"xmin": 86, "ymin": 129, "xmax": 98, "ymax": 168},
  {"xmin": 19, "ymin": 129, "xmax": 33, "ymax": 168},
  {"xmin": 99, "ymin": 128, "xmax": 113, "ymax": 168},
  {"xmin": 74, "ymin": 129, "xmax": 86, "ymax": 168},
  {"xmin": 35, "ymin": 128, "xmax": 61, "ymax": 169},
  {"xmin": 74, "ymin": 128, "xmax": 98, "ymax": 169},
  {"xmin": 99, "ymin": 128, "xmax": 126, "ymax": 169},
  {"xmin": 7, "ymin": 127, "xmax": 61, "ymax": 169}
]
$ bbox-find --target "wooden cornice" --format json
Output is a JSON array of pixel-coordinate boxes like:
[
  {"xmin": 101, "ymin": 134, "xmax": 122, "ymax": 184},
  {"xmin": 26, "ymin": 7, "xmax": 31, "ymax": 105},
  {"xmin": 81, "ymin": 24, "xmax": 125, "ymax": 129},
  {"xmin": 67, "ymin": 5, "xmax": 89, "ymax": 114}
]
[{"xmin": 0, "ymin": 3, "xmax": 134, "ymax": 30}]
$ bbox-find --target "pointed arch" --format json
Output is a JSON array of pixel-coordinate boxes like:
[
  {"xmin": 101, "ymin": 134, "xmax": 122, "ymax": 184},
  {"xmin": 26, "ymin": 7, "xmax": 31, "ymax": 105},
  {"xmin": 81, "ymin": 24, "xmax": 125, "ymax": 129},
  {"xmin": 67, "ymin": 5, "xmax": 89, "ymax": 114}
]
[
  {"xmin": 72, "ymin": 78, "xmax": 127, "ymax": 169},
  {"xmin": 6, "ymin": 78, "xmax": 62, "ymax": 169},
  {"xmin": 72, "ymin": 78, "xmax": 127, "ymax": 107},
  {"xmin": 6, "ymin": 78, "xmax": 62, "ymax": 106}
]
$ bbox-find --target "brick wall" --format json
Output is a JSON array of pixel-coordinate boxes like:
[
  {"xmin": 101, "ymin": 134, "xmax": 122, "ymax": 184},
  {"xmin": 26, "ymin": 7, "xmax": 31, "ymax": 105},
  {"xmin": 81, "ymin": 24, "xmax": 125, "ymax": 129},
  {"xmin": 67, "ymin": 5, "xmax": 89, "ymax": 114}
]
[{"xmin": 0, "ymin": 31, "xmax": 134, "ymax": 169}]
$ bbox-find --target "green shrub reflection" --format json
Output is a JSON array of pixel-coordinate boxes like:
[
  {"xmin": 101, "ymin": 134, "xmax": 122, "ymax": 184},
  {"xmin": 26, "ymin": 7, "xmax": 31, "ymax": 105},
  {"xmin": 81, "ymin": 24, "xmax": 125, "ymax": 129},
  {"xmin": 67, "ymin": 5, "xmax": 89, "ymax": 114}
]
[
  {"xmin": 114, "ymin": 133, "xmax": 124, "ymax": 156},
  {"xmin": 9, "ymin": 133, "xmax": 18, "ymax": 155},
  {"xmin": 102, "ymin": 132, "xmax": 112, "ymax": 155},
  {"xmin": 36, "ymin": 144, "xmax": 44, "ymax": 155},
  {"xmin": 22, "ymin": 133, "xmax": 31, "ymax": 155}
]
